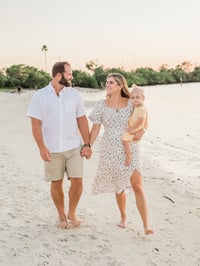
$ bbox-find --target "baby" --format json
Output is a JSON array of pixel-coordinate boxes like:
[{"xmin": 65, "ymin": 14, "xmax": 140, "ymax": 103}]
[{"xmin": 121, "ymin": 85, "xmax": 148, "ymax": 166}]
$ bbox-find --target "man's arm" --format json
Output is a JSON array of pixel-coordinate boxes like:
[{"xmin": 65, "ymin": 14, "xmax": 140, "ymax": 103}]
[
  {"xmin": 77, "ymin": 115, "xmax": 92, "ymax": 159},
  {"xmin": 31, "ymin": 117, "xmax": 50, "ymax": 161},
  {"xmin": 77, "ymin": 115, "xmax": 90, "ymax": 144}
]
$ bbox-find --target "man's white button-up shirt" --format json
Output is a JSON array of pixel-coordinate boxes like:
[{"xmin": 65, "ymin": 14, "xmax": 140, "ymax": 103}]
[{"xmin": 27, "ymin": 83, "xmax": 85, "ymax": 152}]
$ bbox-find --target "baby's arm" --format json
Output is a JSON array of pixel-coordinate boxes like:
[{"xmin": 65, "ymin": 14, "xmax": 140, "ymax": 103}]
[{"xmin": 127, "ymin": 117, "xmax": 146, "ymax": 134}]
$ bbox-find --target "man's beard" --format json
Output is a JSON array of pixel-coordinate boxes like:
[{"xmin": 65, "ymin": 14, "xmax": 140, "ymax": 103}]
[{"xmin": 59, "ymin": 74, "xmax": 72, "ymax": 87}]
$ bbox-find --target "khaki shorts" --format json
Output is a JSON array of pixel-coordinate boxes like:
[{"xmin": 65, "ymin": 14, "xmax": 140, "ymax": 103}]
[{"xmin": 44, "ymin": 146, "xmax": 83, "ymax": 182}]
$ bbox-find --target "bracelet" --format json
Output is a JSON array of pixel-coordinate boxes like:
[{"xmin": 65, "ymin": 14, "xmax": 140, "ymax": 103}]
[{"xmin": 83, "ymin": 143, "xmax": 91, "ymax": 148}]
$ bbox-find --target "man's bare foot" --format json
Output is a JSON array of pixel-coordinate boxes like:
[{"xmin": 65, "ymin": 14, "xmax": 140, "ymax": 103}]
[
  {"xmin": 58, "ymin": 217, "xmax": 70, "ymax": 229},
  {"xmin": 68, "ymin": 214, "xmax": 81, "ymax": 227},
  {"xmin": 125, "ymin": 156, "xmax": 131, "ymax": 166},
  {"xmin": 144, "ymin": 227, "xmax": 154, "ymax": 235}
]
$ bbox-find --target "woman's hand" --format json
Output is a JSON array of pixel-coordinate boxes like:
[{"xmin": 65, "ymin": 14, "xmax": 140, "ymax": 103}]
[{"xmin": 133, "ymin": 129, "xmax": 145, "ymax": 140}]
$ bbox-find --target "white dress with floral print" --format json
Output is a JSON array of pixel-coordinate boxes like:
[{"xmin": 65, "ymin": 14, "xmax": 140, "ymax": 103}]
[{"xmin": 89, "ymin": 99, "xmax": 141, "ymax": 195}]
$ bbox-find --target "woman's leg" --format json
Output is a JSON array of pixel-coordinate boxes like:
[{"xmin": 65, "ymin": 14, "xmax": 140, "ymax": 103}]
[
  {"xmin": 115, "ymin": 192, "xmax": 126, "ymax": 228},
  {"xmin": 130, "ymin": 169, "xmax": 153, "ymax": 234}
]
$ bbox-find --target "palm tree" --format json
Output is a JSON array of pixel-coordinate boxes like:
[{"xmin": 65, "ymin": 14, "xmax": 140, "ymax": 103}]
[{"xmin": 41, "ymin": 45, "xmax": 48, "ymax": 72}]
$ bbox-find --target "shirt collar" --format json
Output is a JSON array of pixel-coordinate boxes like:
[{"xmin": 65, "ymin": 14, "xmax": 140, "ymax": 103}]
[{"xmin": 48, "ymin": 82, "xmax": 68, "ymax": 95}]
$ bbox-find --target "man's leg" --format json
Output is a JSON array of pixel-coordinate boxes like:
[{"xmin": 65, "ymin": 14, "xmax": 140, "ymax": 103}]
[
  {"xmin": 68, "ymin": 177, "xmax": 83, "ymax": 226},
  {"xmin": 51, "ymin": 179, "xmax": 69, "ymax": 229}
]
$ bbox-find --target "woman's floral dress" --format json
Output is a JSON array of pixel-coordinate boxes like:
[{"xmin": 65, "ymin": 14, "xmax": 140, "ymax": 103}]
[{"xmin": 89, "ymin": 99, "xmax": 141, "ymax": 195}]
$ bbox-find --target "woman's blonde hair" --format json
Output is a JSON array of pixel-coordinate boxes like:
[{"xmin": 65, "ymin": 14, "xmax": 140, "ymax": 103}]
[{"xmin": 106, "ymin": 73, "xmax": 130, "ymax": 98}]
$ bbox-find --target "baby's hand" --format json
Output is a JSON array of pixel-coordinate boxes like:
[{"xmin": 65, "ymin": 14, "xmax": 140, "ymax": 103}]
[{"xmin": 126, "ymin": 127, "xmax": 135, "ymax": 134}]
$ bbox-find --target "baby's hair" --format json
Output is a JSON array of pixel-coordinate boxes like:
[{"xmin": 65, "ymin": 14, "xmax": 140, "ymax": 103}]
[{"xmin": 131, "ymin": 84, "xmax": 145, "ymax": 97}]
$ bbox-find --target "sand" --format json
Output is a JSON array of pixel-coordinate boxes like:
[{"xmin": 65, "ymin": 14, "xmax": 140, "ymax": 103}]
[{"xmin": 0, "ymin": 83, "xmax": 199, "ymax": 266}]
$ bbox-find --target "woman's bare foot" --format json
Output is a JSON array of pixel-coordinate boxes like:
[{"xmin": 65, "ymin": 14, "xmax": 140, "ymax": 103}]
[
  {"xmin": 68, "ymin": 214, "xmax": 81, "ymax": 227},
  {"xmin": 117, "ymin": 217, "xmax": 126, "ymax": 228},
  {"xmin": 125, "ymin": 156, "xmax": 132, "ymax": 166},
  {"xmin": 58, "ymin": 216, "xmax": 70, "ymax": 229},
  {"xmin": 144, "ymin": 227, "xmax": 154, "ymax": 235}
]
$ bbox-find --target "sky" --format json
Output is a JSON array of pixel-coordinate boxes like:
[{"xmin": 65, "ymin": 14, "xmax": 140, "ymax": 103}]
[{"xmin": 1, "ymin": 0, "xmax": 200, "ymax": 73}]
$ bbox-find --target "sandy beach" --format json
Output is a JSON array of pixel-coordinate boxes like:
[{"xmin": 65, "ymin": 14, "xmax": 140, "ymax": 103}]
[{"xmin": 0, "ymin": 83, "xmax": 200, "ymax": 266}]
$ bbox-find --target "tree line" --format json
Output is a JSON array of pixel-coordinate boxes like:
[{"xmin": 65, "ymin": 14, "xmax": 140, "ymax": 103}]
[
  {"xmin": 0, "ymin": 65, "xmax": 50, "ymax": 89},
  {"xmin": 1, "ymin": 61, "xmax": 200, "ymax": 90}
]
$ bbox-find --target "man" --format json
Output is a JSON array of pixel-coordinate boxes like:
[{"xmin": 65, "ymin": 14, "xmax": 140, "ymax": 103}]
[{"xmin": 27, "ymin": 61, "xmax": 92, "ymax": 229}]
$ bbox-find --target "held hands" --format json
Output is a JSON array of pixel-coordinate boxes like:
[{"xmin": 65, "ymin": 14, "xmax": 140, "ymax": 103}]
[{"xmin": 81, "ymin": 146, "xmax": 92, "ymax": 159}]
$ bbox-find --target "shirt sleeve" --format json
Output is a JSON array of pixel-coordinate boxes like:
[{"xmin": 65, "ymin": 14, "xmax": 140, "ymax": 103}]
[
  {"xmin": 26, "ymin": 92, "xmax": 42, "ymax": 120},
  {"xmin": 88, "ymin": 100, "xmax": 103, "ymax": 124},
  {"xmin": 138, "ymin": 106, "xmax": 148, "ymax": 118}
]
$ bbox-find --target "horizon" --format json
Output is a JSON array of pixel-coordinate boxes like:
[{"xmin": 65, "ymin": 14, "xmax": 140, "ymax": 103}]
[
  {"xmin": 0, "ymin": 60, "xmax": 198, "ymax": 74},
  {"xmin": 1, "ymin": 0, "xmax": 200, "ymax": 73}
]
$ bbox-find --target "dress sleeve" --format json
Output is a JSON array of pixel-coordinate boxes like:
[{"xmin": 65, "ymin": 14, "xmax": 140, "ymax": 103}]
[{"xmin": 88, "ymin": 100, "xmax": 103, "ymax": 124}]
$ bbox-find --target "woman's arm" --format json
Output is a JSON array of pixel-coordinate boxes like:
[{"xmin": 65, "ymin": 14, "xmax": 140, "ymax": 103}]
[{"xmin": 90, "ymin": 124, "xmax": 101, "ymax": 145}]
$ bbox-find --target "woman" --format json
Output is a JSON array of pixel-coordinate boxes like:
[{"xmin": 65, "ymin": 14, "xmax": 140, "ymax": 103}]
[{"xmin": 89, "ymin": 73, "xmax": 153, "ymax": 235}]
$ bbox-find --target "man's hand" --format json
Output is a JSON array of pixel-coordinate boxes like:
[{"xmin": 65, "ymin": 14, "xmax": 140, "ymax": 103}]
[
  {"xmin": 81, "ymin": 146, "xmax": 92, "ymax": 159},
  {"xmin": 40, "ymin": 146, "xmax": 51, "ymax": 161}
]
